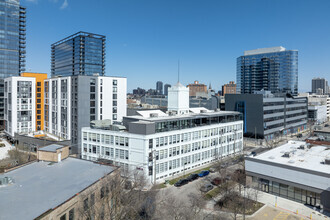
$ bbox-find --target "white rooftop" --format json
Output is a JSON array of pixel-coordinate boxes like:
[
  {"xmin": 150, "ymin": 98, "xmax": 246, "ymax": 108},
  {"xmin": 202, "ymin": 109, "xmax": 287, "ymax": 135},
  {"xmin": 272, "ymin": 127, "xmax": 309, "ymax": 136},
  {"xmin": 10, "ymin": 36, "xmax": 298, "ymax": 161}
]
[
  {"xmin": 0, "ymin": 157, "xmax": 116, "ymax": 220},
  {"xmin": 244, "ymin": 46, "xmax": 286, "ymax": 56},
  {"xmin": 251, "ymin": 141, "xmax": 330, "ymax": 174},
  {"xmin": 126, "ymin": 108, "xmax": 239, "ymax": 121}
]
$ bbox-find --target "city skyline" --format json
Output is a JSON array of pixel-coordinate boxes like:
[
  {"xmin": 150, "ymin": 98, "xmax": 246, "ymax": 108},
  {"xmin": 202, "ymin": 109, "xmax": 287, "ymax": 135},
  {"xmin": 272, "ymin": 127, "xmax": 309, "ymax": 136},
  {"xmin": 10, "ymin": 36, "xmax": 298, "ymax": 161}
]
[{"xmin": 22, "ymin": 0, "xmax": 330, "ymax": 92}]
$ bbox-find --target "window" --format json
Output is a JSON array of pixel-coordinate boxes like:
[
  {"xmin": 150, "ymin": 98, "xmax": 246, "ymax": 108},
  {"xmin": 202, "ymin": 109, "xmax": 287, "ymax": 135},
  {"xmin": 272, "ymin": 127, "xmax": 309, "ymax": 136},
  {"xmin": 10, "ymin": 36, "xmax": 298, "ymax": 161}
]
[
  {"xmin": 60, "ymin": 214, "xmax": 66, "ymax": 220},
  {"xmin": 113, "ymin": 114, "xmax": 117, "ymax": 120},
  {"xmin": 37, "ymin": 99, "xmax": 41, "ymax": 103},
  {"xmin": 113, "ymin": 80, "xmax": 117, "ymax": 85},
  {"xmin": 37, "ymin": 88, "xmax": 41, "ymax": 92},
  {"xmin": 37, "ymin": 104, "xmax": 41, "ymax": 109},
  {"xmin": 113, "ymin": 94, "xmax": 117, "ymax": 99},
  {"xmin": 84, "ymin": 198, "xmax": 89, "ymax": 211},
  {"xmin": 69, "ymin": 208, "xmax": 74, "ymax": 220},
  {"xmin": 37, "ymin": 110, "xmax": 41, "ymax": 114},
  {"xmin": 37, "ymin": 82, "xmax": 41, "ymax": 86},
  {"xmin": 37, "ymin": 93, "xmax": 41, "ymax": 97},
  {"xmin": 113, "ymin": 101, "xmax": 117, "ymax": 106}
]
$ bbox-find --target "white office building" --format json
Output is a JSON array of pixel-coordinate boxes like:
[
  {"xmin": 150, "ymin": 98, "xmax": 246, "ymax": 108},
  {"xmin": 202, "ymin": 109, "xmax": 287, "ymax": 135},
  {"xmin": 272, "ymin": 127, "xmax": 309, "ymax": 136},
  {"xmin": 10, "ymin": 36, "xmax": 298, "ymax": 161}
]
[
  {"xmin": 4, "ymin": 77, "xmax": 36, "ymax": 138},
  {"xmin": 81, "ymin": 82, "xmax": 243, "ymax": 184},
  {"xmin": 45, "ymin": 75, "xmax": 126, "ymax": 153},
  {"xmin": 245, "ymin": 140, "xmax": 330, "ymax": 212}
]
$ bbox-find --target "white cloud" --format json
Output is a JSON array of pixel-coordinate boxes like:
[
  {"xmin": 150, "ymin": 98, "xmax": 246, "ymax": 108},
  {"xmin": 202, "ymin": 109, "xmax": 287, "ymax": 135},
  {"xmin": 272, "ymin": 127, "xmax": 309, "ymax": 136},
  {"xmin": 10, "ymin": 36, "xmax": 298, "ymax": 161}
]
[{"xmin": 60, "ymin": 0, "xmax": 68, "ymax": 9}]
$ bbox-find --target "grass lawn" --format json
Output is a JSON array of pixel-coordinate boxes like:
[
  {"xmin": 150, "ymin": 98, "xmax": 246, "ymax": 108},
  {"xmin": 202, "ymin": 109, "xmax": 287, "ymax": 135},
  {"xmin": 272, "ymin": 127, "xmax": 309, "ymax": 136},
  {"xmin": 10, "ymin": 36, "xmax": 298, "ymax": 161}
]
[
  {"xmin": 151, "ymin": 183, "xmax": 167, "ymax": 190},
  {"xmin": 168, "ymin": 165, "xmax": 213, "ymax": 185},
  {"xmin": 205, "ymin": 187, "xmax": 221, "ymax": 200}
]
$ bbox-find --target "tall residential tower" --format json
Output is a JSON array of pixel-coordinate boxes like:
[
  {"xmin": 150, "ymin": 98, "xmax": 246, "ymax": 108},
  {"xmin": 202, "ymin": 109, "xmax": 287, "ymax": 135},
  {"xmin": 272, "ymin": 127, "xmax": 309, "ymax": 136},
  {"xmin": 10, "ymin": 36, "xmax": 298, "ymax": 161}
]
[
  {"xmin": 237, "ymin": 47, "xmax": 298, "ymax": 95},
  {"xmin": 0, "ymin": 0, "xmax": 26, "ymax": 126},
  {"xmin": 51, "ymin": 32, "xmax": 105, "ymax": 77}
]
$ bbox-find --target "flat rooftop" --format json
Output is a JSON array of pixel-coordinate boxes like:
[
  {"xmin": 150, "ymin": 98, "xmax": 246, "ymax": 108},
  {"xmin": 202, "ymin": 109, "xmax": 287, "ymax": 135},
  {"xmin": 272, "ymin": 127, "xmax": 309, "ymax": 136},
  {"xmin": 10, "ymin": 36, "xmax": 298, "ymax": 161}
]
[
  {"xmin": 248, "ymin": 141, "xmax": 330, "ymax": 174},
  {"xmin": 0, "ymin": 158, "xmax": 116, "ymax": 220},
  {"xmin": 38, "ymin": 144, "xmax": 66, "ymax": 152},
  {"xmin": 244, "ymin": 46, "xmax": 287, "ymax": 56},
  {"xmin": 124, "ymin": 108, "xmax": 240, "ymax": 122}
]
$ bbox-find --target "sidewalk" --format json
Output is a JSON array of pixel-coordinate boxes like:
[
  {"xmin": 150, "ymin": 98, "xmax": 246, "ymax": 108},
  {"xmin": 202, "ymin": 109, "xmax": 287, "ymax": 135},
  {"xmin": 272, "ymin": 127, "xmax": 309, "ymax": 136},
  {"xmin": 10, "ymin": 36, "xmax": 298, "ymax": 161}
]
[{"xmin": 246, "ymin": 189, "xmax": 329, "ymax": 220}]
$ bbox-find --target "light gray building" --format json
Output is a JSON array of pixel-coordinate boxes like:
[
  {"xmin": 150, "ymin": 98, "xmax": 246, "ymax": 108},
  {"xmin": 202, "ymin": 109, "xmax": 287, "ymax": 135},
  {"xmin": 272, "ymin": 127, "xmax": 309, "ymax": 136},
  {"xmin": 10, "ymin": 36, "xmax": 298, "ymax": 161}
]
[
  {"xmin": 225, "ymin": 91, "xmax": 308, "ymax": 140},
  {"xmin": 246, "ymin": 141, "xmax": 330, "ymax": 212},
  {"xmin": 45, "ymin": 75, "xmax": 127, "ymax": 153}
]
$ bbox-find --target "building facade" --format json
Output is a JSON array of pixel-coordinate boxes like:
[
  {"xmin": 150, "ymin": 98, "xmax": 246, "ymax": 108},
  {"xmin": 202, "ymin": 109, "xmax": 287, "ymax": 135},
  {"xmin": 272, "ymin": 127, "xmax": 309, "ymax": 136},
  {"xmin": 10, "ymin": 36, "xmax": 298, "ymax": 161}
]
[
  {"xmin": 225, "ymin": 92, "xmax": 308, "ymax": 140},
  {"xmin": 21, "ymin": 72, "xmax": 47, "ymax": 130},
  {"xmin": 222, "ymin": 81, "xmax": 236, "ymax": 96},
  {"xmin": 312, "ymin": 78, "xmax": 328, "ymax": 95},
  {"xmin": 45, "ymin": 75, "xmax": 126, "ymax": 153},
  {"xmin": 308, "ymin": 105, "xmax": 327, "ymax": 124},
  {"xmin": 156, "ymin": 81, "xmax": 163, "ymax": 95},
  {"xmin": 237, "ymin": 47, "xmax": 298, "ymax": 95},
  {"xmin": 187, "ymin": 81, "xmax": 207, "ymax": 97},
  {"xmin": 0, "ymin": 0, "xmax": 26, "ymax": 126},
  {"xmin": 81, "ymin": 109, "xmax": 243, "ymax": 184},
  {"xmin": 298, "ymin": 93, "xmax": 330, "ymax": 122},
  {"xmin": 246, "ymin": 141, "xmax": 330, "ymax": 212},
  {"xmin": 4, "ymin": 77, "xmax": 35, "ymax": 138},
  {"xmin": 51, "ymin": 32, "xmax": 105, "ymax": 77}
]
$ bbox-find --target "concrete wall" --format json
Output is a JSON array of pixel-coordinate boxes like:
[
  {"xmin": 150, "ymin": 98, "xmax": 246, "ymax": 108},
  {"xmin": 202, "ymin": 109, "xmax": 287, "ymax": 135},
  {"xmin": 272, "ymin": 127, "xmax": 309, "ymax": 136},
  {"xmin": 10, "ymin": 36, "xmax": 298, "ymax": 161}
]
[{"xmin": 38, "ymin": 146, "xmax": 69, "ymax": 162}]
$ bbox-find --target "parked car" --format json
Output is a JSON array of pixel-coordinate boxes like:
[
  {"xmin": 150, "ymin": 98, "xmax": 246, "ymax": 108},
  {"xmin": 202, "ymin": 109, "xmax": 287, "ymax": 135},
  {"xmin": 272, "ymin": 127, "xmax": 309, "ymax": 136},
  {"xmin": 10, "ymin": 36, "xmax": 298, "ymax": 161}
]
[
  {"xmin": 325, "ymin": 124, "xmax": 329, "ymax": 127},
  {"xmin": 198, "ymin": 170, "xmax": 210, "ymax": 177},
  {"xmin": 209, "ymin": 167, "xmax": 216, "ymax": 173},
  {"xmin": 211, "ymin": 177, "xmax": 223, "ymax": 186},
  {"xmin": 174, "ymin": 179, "xmax": 189, "ymax": 187},
  {"xmin": 250, "ymin": 151, "xmax": 257, "ymax": 157},
  {"xmin": 297, "ymin": 133, "xmax": 303, "ymax": 138},
  {"xmin": 186, "ymin": 174, "xmax": 199, "ymax": 182},
  {"xmin": 200, "ymin": 183, "xmax": 214, "ymax": 192}
]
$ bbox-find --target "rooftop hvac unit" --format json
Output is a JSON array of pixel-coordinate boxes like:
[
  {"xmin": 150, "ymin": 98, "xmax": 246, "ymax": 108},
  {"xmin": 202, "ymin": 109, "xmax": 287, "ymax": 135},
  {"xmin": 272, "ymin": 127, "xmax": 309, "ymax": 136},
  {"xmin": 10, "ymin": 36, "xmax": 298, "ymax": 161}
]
[
  {"xmin": 298, "ymin": 145, "xmax": 305, "ymax": 150},
  {"xmin": 150, "ymin": 113, "xmax": 158, "ymax": 118},
  {"xmin": 282, "ymin": 152, "xmax": 291, "ymax": 158},
  {"xmin": 169, "ymin": 111, "xmax": 177, "ymax": 116},
  {"xmin": 325, "ymin": 158, "xmax": 330, "ymax": 165}
]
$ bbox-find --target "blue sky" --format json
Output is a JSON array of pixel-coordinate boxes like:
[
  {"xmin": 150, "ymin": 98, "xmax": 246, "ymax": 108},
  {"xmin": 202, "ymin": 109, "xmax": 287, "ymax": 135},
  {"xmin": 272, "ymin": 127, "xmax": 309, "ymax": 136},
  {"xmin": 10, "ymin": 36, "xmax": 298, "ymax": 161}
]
[{"xmin": 23, "ymin": 0, "xmax": 330, "ymax": 92}]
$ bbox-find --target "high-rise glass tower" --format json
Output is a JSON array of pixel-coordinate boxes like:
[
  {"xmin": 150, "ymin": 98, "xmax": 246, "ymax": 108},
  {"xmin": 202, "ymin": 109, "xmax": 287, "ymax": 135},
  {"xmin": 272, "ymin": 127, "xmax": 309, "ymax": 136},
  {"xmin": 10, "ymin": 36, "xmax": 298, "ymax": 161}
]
[
  {"xmin": 0, "ymin": 0, "xmax": 26, "ymax": 126},
  {"xmin": 156, "ymin": 81, "xmax": 163, "ymax": 95},
  {"xmin": 237, "ymin": 47, "xmax": 298, "ymax": 95},
  {"xmin": 51, "ymin": 32, "xmax": 105, "ymax": 77}
]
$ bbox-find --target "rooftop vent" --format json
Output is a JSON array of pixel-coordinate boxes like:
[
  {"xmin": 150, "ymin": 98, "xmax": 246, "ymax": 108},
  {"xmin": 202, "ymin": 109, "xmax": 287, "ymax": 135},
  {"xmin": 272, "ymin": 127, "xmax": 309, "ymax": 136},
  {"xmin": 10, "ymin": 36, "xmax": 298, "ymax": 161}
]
[
  {"xmin": 298, "ymin": 145, "xmax": 305, "ymax": 150},
  {"xmin": 288, "ymin": 160, "xmax": 295, "ymax": 164},
  {"xmin": 169, "ymin": 111, "xmax": 177, "ymax": 116},
  {"xmin": 325, "ymin": 158, "xmax": 330, "ymax": 165},
  {"xmin": 268, "ymin": 156, "xmax": 275, "ymax": 159},
  {"xmin": 150, "ymin": 113, "xmax": 158, "ymax": 118},
  {"xmin": 200, "ymin": 110, "xmax": 207, "ymax": 113},
  {"xmin": 282, "ymin": 152, "xmax": 291, "ymax": 158},
  {"xmin": 0, "ymin": 177, "xmax": 14, "ymax": 186}
]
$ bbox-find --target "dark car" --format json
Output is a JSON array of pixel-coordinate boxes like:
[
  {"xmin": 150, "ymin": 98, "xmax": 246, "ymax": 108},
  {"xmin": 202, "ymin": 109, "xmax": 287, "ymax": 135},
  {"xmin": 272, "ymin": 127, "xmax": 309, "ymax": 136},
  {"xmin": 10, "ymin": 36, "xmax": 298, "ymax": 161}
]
[
  {"xmin": 297, "ymin": 133, "xmax": 303, "ymax": 138},
  {"xmin": 251, "ymin": 151, "xmax": 257, "ymax": 157},
  {"xmin": 211, "ymin": 177, "xmax": 223, "ymax": 186},
  {"xmin": 174, "ymin": 179, "xmax": 189, "ymax": 187},
  {"xmin": 200, "ymin": 184, "xmax": 214, "ymax": 192},
  {"xmin": 187, "ymin": 174, "xmax": 199, "ymax": 182},
  {"xmin": 198, "ymin": 170, "xmax": 210, "ymax": 177},
  {"xmin": 325, "ymin": 124, "xmax": 329, "ymax": 127}
]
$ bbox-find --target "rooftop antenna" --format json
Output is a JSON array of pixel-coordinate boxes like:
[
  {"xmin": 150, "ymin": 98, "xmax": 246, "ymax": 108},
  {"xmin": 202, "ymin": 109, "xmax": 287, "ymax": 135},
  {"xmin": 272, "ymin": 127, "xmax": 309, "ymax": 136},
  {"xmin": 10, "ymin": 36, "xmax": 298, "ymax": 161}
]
[{"xmin": 177, "ymin": 59, "xmax": 180, "ymax": 83}]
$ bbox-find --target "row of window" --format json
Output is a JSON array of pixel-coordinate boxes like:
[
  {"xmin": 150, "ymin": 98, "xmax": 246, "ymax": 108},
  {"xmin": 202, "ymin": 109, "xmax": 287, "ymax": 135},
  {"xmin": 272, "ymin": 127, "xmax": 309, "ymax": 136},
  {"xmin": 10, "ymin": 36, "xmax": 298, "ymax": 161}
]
[
  {"xmin": 154, "ymin": 139, "xmax": 242, "ymax": 161},
  {"xmin": 84, "ymin": 144, "xmax": 129, "ymax": 160},
  {"xmin": 152, "ymin": 125, "xmax": 242, "ymax": 148},
  {"xmin": 83, "ymin": 132, "xmax": 129, "ymax": 147}
]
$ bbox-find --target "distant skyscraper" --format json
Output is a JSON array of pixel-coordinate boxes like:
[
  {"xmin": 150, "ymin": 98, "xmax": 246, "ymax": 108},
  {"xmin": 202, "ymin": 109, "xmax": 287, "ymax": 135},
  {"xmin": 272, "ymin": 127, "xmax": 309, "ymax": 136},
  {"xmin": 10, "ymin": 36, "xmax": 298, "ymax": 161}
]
[
  {"xmin": 156, "ymin": 81, "xmax": 163, "ymax": 95},
  {"xmin": 222, "ymin": 81, "xmax": 236, "ymax": 96},
  {"xmin": 164, "ymin": 84, "xmax": 171, "ymax": 96},
  {"xmin": 312, "ymin": 78, "xmax": 328, "ymax": 94},
  {"xmin": 51, "ymin": 32, "xmax": 105, "ymax": 77},
  {"xmin": 237, "ymin": 46, "xmax": 298, "ymax": 95},
  {"xmin": 0, "ymin": 0, "xmax": 26, "ymax": 126}
]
